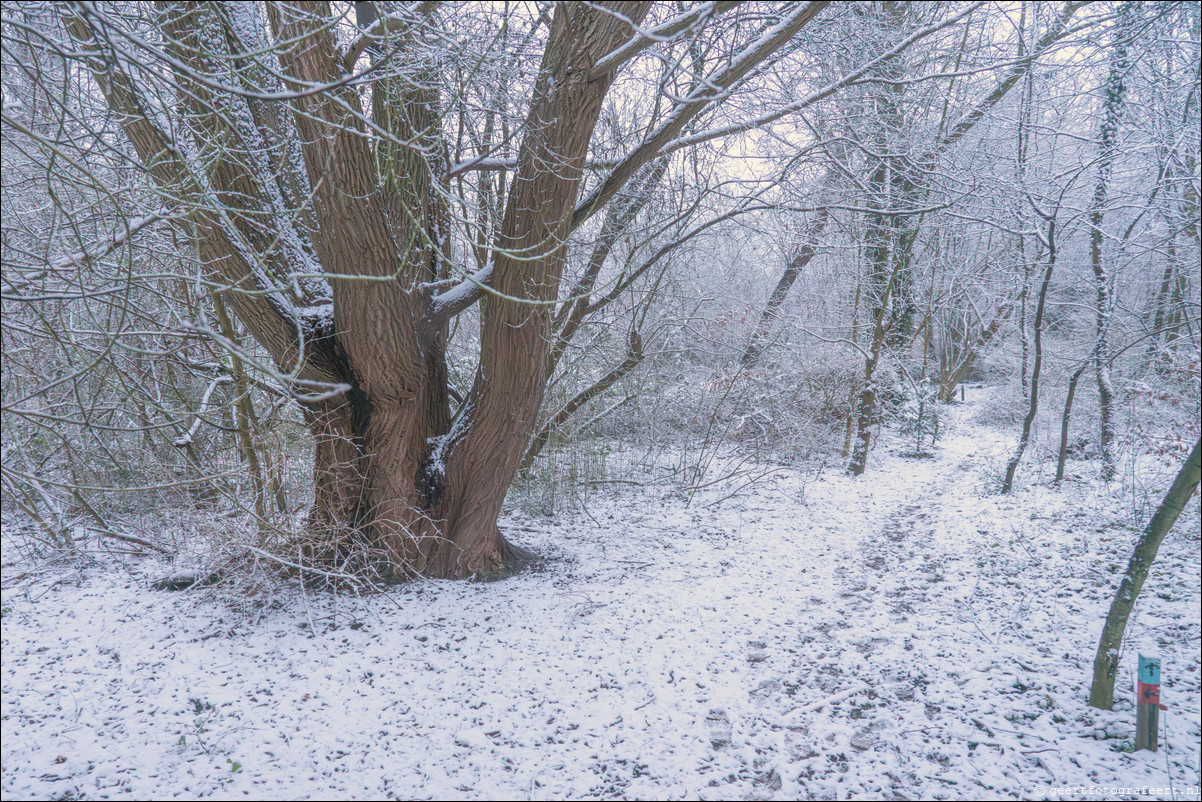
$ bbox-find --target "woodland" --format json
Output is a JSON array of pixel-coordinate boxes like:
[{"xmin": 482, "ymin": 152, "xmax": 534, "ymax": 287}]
[{"xmin": 1, "ymin": 2, "xmax": 1200, "ymax": 799}]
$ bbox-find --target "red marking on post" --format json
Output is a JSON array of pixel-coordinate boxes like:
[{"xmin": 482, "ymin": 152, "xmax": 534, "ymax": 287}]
[{"xmin": 1138, "ymin": 682, "xmax": 1161, "ymax": 705}]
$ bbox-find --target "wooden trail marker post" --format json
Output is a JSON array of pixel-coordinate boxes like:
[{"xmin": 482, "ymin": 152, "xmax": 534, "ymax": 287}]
[{"xmin": 1135, "ymin": 654, "xmax": 1161, "ymax": 751}]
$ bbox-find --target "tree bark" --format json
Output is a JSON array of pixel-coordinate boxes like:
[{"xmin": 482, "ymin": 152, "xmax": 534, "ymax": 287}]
[
  {"xmin": 411, "ymin": 2, "xmax": 654, "ymax": 577},
  {"xmin": 1016, "ymin": 2, "xmax": 1033, "ymax": 397},
  {"xmin": 1089, "ymin": 436, "xmax": 1201, "ymax": 709},
  {"xmin": 1088, "ymin": 3, "xmax": 1133, "ymax": 483}
]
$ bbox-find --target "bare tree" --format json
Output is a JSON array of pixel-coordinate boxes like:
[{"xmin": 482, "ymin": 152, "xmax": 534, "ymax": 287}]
[
  {"xmin": 35, "ymin": 1, "xmax": 845, "ymax": 579},
  {"xmin": 1001, "ymin": 172, "xmax": 1078, "ymax": 495}
]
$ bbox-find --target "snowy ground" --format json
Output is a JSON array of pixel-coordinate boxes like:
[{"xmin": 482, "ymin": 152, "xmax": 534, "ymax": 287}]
[{"xmin": 3, "ymin": 393, "xmax": 1200, "ymax": 801}]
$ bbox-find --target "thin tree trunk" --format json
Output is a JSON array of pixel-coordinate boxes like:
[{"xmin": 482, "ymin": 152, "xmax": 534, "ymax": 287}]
[
  {"xmin": 847, "ymin": 300, "xmax": 891, "ymax": 477},
  {"xmin": 1153, "ymin": 23, "xmax": 1201, "ymax": 363},
  {"xmin": 741, "ymin": 207, "xmax": 830, "ymax": 369},
  {"xmin": 521, "ymin": 330, "xmax": 643, "ymax": 472},
  {"xmin": 1164, "ymin": 268, "xmax": 1196, "ymax": 349},
  {"xmin": 1055, "ymin": 361, "xmax": 1089, "ymax": 483},
  {"xmin": 1145, "ymin": 244, "xmax": 1177, "ymax": 370},
  {"xmin": 1002, "ymin": 212, "xmax": 1057, "ymax": 494},
  {"xmin": 1089, "ymin": 436, "xmax": 1202, "ymax": 709},
  {"xmin": 212, "ymin": 294, "xmax": 269, "ymax": 526},
  {"xmin": 549, "ymin": 158, "xmax": 667, "ymax": 374},
  {"xmin": 842, "ymin": 275, "xmax": 863, "ymax": 459},
  {"xmin": 847, "ymin": 2, "xmax": 908, "ymax": 477},
  {"xmin": 1145, "ymin": 130, "xmax": 1182, "ymax": 370},
  {"xmin": 1019, "ymin": 269, "xmax": 1030, "ymax": 396},
  {"xmin": 848, "ymin": 200, "xmax": 922, "ymax": 475},
  {"xmin": 1017, "ymin": 1, "xmax": 1033, "ymax": 398},
  {"xmin": 1089, "ymin": 3, "xmax": 1133, "ymax": 483}
]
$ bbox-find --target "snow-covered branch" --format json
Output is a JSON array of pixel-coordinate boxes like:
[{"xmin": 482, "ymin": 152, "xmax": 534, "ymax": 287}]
[
  {"xmin": 572, "ymin": 0, "xmax": 829, "ymax": 230},
  {"xmin": 644, "ymin": 2, "xmax": 987, "ymax": 162},
  {"xmin": 589, "ymin": 1, "xmax": 743, "ymax": 80},
  {"xmin": 5, "ymin": 211, "xmax": 168, "ymax": 292},
  {"xmin": 172, "ymin": 376, "xmax": 234, "ymax": 448}
]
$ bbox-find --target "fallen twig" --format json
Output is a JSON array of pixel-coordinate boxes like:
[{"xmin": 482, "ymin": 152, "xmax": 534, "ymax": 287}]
[{"xmin": 778, "ymin": 683, "xmax": 871, "ymax": 726}]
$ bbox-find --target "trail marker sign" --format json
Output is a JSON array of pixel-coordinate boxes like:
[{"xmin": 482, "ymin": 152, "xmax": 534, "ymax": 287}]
[{"xmin": 1135, "ymin": 654, "xmax": 1161, "ymax": 751}]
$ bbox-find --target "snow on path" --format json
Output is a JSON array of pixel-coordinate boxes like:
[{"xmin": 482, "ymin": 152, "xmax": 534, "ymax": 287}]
[{"xmin": 3, "ymin": 395, "xmax": 1200, "ymax": 800}]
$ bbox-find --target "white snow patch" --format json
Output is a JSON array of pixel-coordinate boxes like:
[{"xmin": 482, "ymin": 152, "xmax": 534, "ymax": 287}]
[{"xmin": 3, "ymin": 393, "xmax": 1199, "ymax": 800}]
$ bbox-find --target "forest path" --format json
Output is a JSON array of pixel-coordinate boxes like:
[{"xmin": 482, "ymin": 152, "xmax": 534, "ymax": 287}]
[
  {"xmin": 3, "ymin": 392, "xmax": 1199, "ymax": 801},
  {"xmin": 828, "ymin": 405, "xmax": 1012, "ymax": 630}
]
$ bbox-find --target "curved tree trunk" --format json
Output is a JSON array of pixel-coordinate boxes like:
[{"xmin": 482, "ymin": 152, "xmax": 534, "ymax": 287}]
[
  {"xmin": 1089, "ymin": 436, "xmax": 1201, "ymax": 709},
  {"xmin": 1055, "ymin": 361, "xmax": 1089, "ymax": 483}
]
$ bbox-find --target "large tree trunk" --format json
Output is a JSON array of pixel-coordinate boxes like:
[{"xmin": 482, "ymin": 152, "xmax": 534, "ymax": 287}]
[
  {"xmin": 420, "ymin": 4, "xmax": 651, "ymax": 577},
  {"xmin": 65, "ymin": 0, "xmax": 651, "ymax": 579},
  {"xmin": 286, "ymin": 2, "xmax": 651, "ymax": 579}
]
